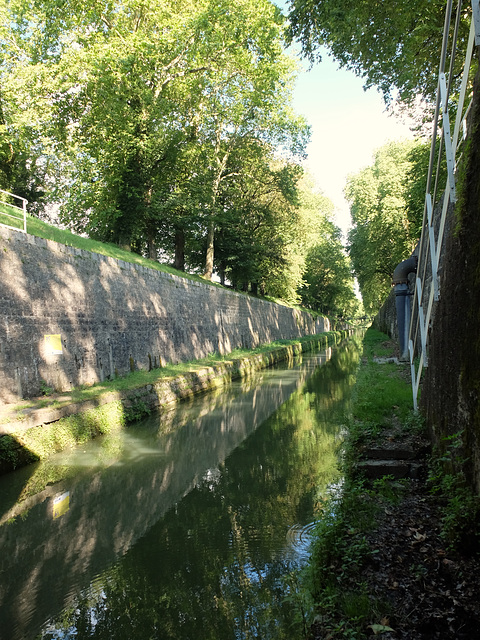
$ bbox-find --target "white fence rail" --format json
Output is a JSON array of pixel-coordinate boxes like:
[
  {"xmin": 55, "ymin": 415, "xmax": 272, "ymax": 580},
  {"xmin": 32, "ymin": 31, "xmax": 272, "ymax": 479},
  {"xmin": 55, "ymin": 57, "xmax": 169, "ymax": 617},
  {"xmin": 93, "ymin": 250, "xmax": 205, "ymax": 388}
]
[
  {"xmin": 0, "ymin": 188, "xmax": 28, "ymax": 233},
  {"xmin": 408, "ymin": 0, "xmax": 480, "ymax": 410}
]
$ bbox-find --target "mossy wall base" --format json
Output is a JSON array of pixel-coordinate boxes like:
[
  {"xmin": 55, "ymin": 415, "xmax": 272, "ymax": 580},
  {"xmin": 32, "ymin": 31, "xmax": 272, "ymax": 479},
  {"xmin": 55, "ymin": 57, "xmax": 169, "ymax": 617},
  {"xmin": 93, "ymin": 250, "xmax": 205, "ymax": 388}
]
[
  {"xmin": 421, "ymin": 64, "xmax": 480, "ymax": 495},
  {"xmin": 0, "ymin": 331, "xmax": 348, "ymax": 475}
]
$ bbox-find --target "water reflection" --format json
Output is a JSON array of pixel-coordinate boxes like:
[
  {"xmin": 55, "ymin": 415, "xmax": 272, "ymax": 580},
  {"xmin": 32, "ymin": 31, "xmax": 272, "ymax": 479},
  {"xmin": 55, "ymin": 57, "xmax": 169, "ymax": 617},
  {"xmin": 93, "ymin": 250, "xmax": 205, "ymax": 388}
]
[{"xmin": 0, "ymin": 337, "xmax": 362, "ymax": 640}]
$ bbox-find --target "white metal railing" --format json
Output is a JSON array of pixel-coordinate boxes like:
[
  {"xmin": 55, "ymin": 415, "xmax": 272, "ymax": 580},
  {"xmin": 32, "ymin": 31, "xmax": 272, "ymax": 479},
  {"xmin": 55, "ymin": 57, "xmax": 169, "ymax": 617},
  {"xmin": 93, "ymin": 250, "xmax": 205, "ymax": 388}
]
[
  {"xmin": 408, "ymin": 0, "xmax": 480, "ymax": 411},
  {"xmin": 0, "ymin": 188, "xmax": 28, "ymax": 233}
]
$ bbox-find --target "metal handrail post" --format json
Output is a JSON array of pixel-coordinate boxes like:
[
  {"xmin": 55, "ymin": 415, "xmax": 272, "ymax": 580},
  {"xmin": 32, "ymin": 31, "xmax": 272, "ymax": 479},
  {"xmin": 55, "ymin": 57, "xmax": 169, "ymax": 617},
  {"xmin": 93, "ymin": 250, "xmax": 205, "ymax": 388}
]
[
  {"xmin": 407, "ymin": 0, "xmax": 477, "ymax": 411},
  {"xmin": 0, "ymin": 188, "xmax": 28, "ymax": 233}
]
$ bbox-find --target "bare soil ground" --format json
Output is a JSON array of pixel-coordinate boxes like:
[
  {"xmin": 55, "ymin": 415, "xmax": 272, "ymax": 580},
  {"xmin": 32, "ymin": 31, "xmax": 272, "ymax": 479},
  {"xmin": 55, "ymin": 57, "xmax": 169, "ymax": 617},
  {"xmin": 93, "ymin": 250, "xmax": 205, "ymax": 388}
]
[
  {"xmin": 361, "ymin": 479, "xmax": 480, "ymax": 639},
  {"xmin": 310, "ymin": 461, "xmax": 480, "ymax": 640}
]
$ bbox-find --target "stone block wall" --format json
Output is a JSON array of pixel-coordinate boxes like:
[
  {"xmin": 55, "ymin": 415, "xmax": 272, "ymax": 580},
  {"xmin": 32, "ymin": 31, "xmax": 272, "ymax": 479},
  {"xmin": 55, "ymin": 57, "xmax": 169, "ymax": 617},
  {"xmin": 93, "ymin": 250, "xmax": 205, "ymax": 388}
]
[
  {"xmin": 420, "ymin": 65, "xmax": 480, "ymax": 494},
  {"xmin": 0, "ymin": 226, "xmax": 329, "ymax": 402}
]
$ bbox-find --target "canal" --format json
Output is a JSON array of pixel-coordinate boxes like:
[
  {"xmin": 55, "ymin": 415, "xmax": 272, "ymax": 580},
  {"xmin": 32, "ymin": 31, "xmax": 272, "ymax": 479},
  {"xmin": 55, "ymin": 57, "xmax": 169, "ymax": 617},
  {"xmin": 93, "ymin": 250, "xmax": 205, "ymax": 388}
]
[{"xmin": 0, "ymin": 336, "xmax": 362, "ymax": 640}]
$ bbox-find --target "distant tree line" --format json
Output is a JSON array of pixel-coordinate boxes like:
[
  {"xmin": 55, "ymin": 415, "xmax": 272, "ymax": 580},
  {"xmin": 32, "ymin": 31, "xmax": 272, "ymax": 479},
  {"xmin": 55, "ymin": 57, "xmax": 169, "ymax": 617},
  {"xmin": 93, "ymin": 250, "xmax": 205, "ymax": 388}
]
[
  {"xmin": 345, "ymin": 139, "xmax": 441, "ymax": 315},
  {"xmin": 287, "ymin": 0, "xmax": 467, "ymax": 314}
]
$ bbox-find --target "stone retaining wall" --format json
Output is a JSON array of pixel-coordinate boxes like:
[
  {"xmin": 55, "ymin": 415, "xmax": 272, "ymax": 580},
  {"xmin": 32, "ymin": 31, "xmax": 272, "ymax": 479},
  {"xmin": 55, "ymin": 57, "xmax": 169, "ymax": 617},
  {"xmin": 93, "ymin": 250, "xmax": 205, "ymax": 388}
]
[
  {"xmin": 0, "ymin": 226, "xmax": 329, "ymax": 401},
  {"xmin": 421, "ymin": 65, "xmax": 480, "ymax": 493}
]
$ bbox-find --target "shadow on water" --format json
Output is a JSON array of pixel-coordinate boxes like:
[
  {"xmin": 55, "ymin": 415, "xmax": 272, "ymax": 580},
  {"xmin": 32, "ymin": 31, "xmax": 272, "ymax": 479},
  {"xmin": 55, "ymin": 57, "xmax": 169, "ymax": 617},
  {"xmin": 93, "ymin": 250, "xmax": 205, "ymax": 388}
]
[{"xmin": 0, "ymin": 336, "xmax": 363, "ymax": 640}]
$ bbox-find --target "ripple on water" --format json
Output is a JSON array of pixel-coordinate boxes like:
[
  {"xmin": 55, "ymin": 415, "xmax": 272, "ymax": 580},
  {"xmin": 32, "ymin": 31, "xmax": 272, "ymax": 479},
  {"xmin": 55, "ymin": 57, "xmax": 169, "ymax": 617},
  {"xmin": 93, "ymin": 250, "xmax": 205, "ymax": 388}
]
[{"xmin": 286, "ymin": 522, "xmax": 316, "ymax": 561}]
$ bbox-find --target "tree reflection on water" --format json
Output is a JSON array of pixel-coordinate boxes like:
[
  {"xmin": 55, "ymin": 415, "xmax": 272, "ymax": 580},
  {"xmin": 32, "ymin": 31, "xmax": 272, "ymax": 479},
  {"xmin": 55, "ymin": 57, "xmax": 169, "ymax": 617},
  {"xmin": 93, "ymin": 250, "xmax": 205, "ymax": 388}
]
[{"xmin": 1, "ymin": 338, "xmax": 363, "ymax": 640}]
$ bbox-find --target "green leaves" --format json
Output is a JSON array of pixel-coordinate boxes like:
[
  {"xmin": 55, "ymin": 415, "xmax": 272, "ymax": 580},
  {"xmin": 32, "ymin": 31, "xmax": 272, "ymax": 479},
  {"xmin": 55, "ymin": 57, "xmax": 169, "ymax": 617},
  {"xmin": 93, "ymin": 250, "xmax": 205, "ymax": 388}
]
[
  {"xmin": 286, "ymin": 0, "xmax": 463, "ymax": 107},
  {"xmin": 368, "ymin": 623, "xmax": 395, "ymax": 635},
  {"xmin": 1, "ymin": 0, "xmax": 357, "ymax": 307},
  {"xmin": 346, "ymin": 140, "xmax": 422, "ymax": 314}
]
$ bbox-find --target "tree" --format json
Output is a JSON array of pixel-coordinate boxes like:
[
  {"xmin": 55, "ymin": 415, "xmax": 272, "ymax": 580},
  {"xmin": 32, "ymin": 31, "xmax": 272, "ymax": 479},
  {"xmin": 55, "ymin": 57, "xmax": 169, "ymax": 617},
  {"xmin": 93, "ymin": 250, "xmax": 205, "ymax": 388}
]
[
  {"xmin": 201, "ymin": 150, "xmax": 306, "ymax": 301},
  {"xmin": 300, "ymin": 225, "xmax": 358, "ymax": 317},
  {"xmin": 1, "ymin": 0, "xmax": 210, "ymax": 241},
  {"xmin": 2, "ymin": 0, "xmax": 309, "ymax": 277},
  {"xmin": 178, "ymin": 0, "xmax": 309, "ymax": 280},
  {"xmin": 345, "ymin": 140, "xmax": 421, "ymax": 314},
  {"xmin": 403, "ymin": 138, "xmax": 447, "ymax": 241},
  {"xmin": 0, "ymin": 10, "xmax": 51, "ymax": 213},
  {"xmin": 0, "ymin": 126, "xmax": 48, "ymax": 214},
  {"xmin": 291, "ymin": 175, "xmax": 357, "ymax": 316},
  {"xmin": 286, "ymin": 0, "xmax": 470, "ymax": 106}
]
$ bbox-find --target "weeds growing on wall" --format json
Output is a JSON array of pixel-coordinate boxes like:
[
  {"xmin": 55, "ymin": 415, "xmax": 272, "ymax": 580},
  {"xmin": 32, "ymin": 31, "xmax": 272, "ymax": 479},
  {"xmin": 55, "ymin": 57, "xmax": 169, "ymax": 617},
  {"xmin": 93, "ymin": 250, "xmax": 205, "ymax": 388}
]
[
  {"xmin": 0, "ymin": 330, "xmax": 350, "ymax": 476},
  {"xmin": 18, "ymin": 402, "xmax": 126, "ymax": 459},
  {"xmin": 428, "ymin": 431, "xmax": 480, "ymax": 552},
  {"xmin": 3, "ymin": 332, "xmax": 346, "ymax": 418}
]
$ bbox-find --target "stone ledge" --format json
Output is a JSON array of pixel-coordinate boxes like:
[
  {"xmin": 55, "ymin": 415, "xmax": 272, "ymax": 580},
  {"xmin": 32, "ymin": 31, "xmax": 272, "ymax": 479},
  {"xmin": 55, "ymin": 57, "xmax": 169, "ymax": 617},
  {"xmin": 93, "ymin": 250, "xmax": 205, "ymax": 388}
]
[
  {"xmin": 357, "ymin": 459, "xmax": 425, "ymax": 480},
  {"xmin": 362, "ymin": 444, "xmax": 430, "ymax": 460},
  {"xmin": 0, "ymin": 332, "xmax": 348, "ymax": 474},
  {"xmin": 0, "ymin": 391, "xmax": 122, "ymax": 435}
]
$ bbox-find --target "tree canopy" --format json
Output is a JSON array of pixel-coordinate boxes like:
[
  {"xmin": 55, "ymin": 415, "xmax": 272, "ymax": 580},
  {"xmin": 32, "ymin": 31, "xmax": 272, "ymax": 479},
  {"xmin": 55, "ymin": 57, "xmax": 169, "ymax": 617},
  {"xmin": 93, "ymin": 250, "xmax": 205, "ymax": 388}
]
[
  {"xmin": 345, "ymin": 140, "xmax": 426, "ymax": 314},
  {"xmin": 297, "ymin": 177, "xmax": 358, "ymax": 317},
  {"xmin": 286, "ymin": 0, "xmax": 471, "ymax": 106},
  {"xmin": 0, "ymin": 0, "xmax": 358, "ymax": 314},
  {"xmin": 284, "ymin": 0, "xmax": 461, "ymax": 314}
]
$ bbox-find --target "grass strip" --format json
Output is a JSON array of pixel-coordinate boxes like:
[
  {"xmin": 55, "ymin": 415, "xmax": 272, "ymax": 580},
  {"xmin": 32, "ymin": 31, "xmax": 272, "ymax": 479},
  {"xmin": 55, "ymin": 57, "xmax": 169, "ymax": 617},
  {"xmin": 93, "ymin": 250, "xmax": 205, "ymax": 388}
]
[
  {"xmin": 1, "ymin": 212, "xmax": 216, "ymax": 285},
  {"xmin": 2, "ymin": 332, "xmax": 345, "ymax": 419},
  {"xmin": 0, "ymin": 204, "xmax": 24, "ymax": 230},
  {"xmin": 303, "ymin": 328, "xmax": 423, "ymax": 638},
  {"xmin": 301, "ymin": 328, "xmax": 480, "ymax": 639},
  {"xmin": 1, "ymin": 211, "xmax": 332, "ymax": 322}
]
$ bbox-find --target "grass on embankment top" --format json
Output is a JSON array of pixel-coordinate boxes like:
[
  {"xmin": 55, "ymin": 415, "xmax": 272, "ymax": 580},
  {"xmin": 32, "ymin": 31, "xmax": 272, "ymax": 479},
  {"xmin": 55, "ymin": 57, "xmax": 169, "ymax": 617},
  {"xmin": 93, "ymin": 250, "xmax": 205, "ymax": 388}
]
[
  {"xmin": 0, "ymin": 207, "xmax": 212, "ymax": 286},
  {"xmin": 0, "ymin": 201, "xmax": 25, "ymax": 228},
  {"xmin": 0, "ymin": 209, "xmax": 327, "ymax": 314}
]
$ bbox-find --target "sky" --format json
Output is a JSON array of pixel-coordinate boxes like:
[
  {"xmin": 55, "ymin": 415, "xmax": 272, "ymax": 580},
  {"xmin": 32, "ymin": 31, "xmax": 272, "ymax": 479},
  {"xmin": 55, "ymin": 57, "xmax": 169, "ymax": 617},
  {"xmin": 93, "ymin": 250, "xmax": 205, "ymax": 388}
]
[{"xmin": 285, "ymin": 45, "xmax": 416, "ymax": 237}]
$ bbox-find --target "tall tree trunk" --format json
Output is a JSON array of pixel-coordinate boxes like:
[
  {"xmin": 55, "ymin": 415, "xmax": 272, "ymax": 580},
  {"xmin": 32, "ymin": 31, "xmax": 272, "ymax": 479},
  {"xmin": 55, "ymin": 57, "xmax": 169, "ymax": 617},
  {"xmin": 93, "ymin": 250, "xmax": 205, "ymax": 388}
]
[
  {"xmin": 145, "ymin": 187, "xmax": 156, "ymax": 260},
  {"xmin": 147, "ymin": 235, "xmax": 157, "ymax": 260},
  {"xmin": 174, "ymin": 227, "xmax": 185, "ymax": 271},
  {"xmin": 204, "ymin": 137, "xmax": 230, "ymax": 280},
  {"xmin": 219, "ymin": 264, "xmax": 226, "ymax": 286},
  {"xmin": 204, "ymin": 217, "xmax": 214, "ymax": 280},
  {"xmin": 115, "ymin": 152, "xmax": 143, "ymax": 251}
]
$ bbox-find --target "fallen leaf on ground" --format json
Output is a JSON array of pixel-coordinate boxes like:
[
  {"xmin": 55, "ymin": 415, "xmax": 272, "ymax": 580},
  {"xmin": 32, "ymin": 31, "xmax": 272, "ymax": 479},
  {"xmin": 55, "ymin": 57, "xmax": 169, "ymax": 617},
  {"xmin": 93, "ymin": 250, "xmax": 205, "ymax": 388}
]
[{"xmin": 368, "ymin": 623, "xmax": 395, "ymax": 635}]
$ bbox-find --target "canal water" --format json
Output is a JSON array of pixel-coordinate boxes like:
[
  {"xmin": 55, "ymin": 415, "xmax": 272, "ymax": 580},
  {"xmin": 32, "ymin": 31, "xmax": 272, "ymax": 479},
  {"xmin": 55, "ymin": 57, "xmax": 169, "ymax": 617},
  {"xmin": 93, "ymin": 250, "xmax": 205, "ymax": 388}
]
[{"xmin": 0, "ymin": 337, "xmax": 362, "ymax": 640}]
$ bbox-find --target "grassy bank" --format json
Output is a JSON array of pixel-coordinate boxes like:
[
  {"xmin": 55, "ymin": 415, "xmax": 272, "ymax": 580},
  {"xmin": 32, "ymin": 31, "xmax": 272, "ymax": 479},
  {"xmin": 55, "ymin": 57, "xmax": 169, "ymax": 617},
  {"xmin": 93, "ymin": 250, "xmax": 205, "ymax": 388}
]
[
  {"xmin": 303, "ymin": 328, "xmax": 480, "ymax": 639},
  {"xmin": 0, "ymin": 330, "xmax": 349, "ymax": 474},
  {"xmin": 0, "ymin": 209, "xmax": 209, "ymax": 283}
]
